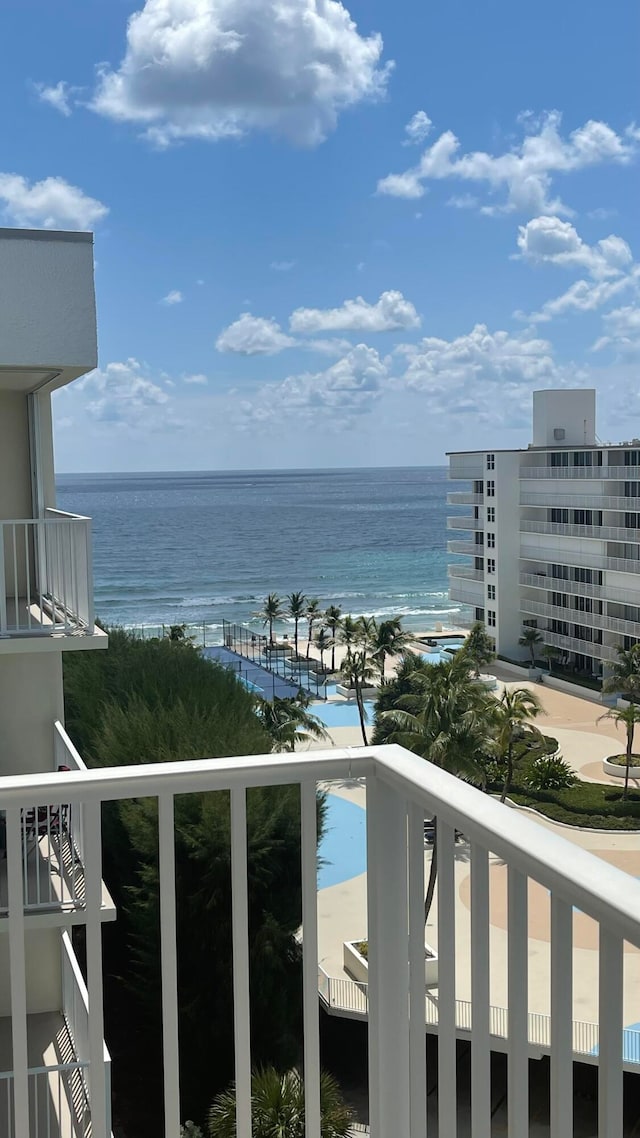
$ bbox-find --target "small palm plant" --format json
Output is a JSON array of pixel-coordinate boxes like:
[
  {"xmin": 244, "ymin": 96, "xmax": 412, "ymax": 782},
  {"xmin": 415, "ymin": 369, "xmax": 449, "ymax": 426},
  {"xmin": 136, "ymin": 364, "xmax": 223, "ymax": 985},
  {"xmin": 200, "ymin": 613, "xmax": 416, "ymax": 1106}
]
[
  {"xmin": 259, "ymin": 593, "xmax": 284, "ymax": 646},
  {"xmin": 340, "ymin": 650, "xmax": 376, "ymax": 745},
  {"xmin": 459, "ymin": 621, "xmax": 495, "ymax": 677},
  {"xmin": 257, "ymin": 693, "xmax": 330, "ymax": 752},
  {"xmin": 324, "ymin": 604, "xmax": 343, "ymax": 671},
  {"xmin": 597, "ymin": 703, "xmax": 640, "ymax": 799},
  {"xmin": 371, "ymin": 618, "xmax": 412, "ymax": 681},
  {"xmin": 305, "ymin": 598, "xmax": 322, "ymax": 659},
  {"xmin": 314, "ymin": 627, "xmax": 334, "ymax": 672},
  {"xmin": 519, "ymin": 626, "xmax": 543, "ymax": 668},
  {"xmin": 208, "ymin": 1067, "xmax": 353, "ymax": 1137},
  {"xmin": 490, "ymin": 686, "xmax": 544, "ymax": 802},
  {"xmin": 540, "ymin": 644, "xmax": 559, "ymax": 674},
  {"xmin": 338, "ymin": 614, "xmax": 362, "ymax": 661}
]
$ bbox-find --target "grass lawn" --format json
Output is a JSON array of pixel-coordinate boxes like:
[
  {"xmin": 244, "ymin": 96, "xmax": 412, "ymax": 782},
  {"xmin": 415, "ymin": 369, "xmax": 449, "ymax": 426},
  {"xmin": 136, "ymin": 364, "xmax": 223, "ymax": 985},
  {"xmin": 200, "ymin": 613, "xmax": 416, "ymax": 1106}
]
[{"xmin": 503, "ymin": 780, "xmax": 640, "ymax": 830}]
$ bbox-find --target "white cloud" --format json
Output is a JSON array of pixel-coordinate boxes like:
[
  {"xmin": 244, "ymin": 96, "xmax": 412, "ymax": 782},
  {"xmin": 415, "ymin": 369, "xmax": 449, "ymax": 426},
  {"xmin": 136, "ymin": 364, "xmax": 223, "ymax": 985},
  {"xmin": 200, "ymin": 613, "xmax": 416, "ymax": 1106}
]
[
  {"xmin": 161, "ymin": 289, "xmax": 183, "ymax": 305},
  {"xmin": 593, "ymin": 306, "xmax": 640, "ymax": 354},
  {"xmin": 35, "ymin": 81, "xmax": 73, "ymax": 116},
  {"xmin": 216, "ymin": 313, "xmax": 296, "ymax": 354},
  {"xmin": 377, "ymin": 111, "xmax": 636, "ymax": 215},
  {"xmin": 521, "ymin": 274, "xmax": 638, "ymax": 324},
  {"xmin": 0, "ymin": 173, "xmax": 108, "ymax": 229},
  {"xmin": 290, "ymin": 290, "xmax": 420, "ymax": 333},
  {"xmin": 90, "ymin": 0, "xmax": 391, "ymax": 147},
  {"xmin": 403, "ymin": 110, "xmax": 432, "ymax": 145},
  {"xmin": 78, "ymin": 359, "xmax": 170, "ymax": 425},
  {"xmin": 516, "ymin": 216, "xmax": 633, "ymax": 279},
  {"xmin": 183, "ymin": 373, "xmax": 208, "ymax": 384},
  {"xmin": 307, "ymin": 337, "xmax": 355, "ymax": 356},
  {"xmin": 270, "ymin": 260, "xmax": 296, "ymax": 272},
  {"xmin": 238, "ymin": 344, "xmax": 387, "ymax": 427},
  {"xmin": 446, "ymin": 193, "xmax": 478, "ymax": 210}
]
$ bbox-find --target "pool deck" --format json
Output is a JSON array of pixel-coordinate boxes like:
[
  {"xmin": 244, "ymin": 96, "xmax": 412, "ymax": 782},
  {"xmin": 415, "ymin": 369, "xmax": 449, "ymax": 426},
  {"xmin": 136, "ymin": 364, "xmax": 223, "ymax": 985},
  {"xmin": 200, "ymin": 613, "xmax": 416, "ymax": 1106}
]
[{"xmin": 312, "ymin": 675, "xmax": 640, "ymax": 1045}]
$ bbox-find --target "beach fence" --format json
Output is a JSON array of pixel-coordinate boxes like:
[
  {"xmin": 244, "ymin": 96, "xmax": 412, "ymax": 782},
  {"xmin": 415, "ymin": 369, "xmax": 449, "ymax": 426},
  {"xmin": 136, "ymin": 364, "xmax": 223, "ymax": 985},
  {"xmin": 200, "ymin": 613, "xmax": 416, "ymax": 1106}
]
[
  {"xmin": 221, "ymin": 620, "xmax": 328, "ymax": 698},
  {"xmin": 123, "ymin": 621, "xmax": 217, "ymax": 648}
]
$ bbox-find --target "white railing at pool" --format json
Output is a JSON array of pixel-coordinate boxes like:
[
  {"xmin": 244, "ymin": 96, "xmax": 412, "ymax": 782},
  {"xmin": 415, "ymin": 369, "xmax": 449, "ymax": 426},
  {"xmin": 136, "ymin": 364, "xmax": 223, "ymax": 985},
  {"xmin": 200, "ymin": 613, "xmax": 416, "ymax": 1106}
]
[{"xmin": 2, "ymin": 744, "xmax": 640, "ymax": 1136}]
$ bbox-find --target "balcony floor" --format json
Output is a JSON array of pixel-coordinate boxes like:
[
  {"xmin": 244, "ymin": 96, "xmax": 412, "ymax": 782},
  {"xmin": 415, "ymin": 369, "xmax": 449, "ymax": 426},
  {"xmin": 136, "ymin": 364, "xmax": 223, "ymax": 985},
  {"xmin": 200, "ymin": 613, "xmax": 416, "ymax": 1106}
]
[
  {"xmin": 0, "ymin": 599, "xmax": 107, "ymax": 654},
  {"xmin": 0, "ymin": 836, "xmax": 116, "ymax": 926},
  {"xmin": 0, "ymin": 1011, "xmax": 89, "ymax": 1137}
]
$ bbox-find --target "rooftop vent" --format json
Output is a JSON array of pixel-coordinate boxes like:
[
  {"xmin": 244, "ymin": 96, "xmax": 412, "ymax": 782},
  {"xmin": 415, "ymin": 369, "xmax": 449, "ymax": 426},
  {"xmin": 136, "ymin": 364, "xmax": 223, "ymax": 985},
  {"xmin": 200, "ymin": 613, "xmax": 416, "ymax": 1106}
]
[{"xmin": 553, "ymin": 428, "xmax": 566, "ymax": 441}]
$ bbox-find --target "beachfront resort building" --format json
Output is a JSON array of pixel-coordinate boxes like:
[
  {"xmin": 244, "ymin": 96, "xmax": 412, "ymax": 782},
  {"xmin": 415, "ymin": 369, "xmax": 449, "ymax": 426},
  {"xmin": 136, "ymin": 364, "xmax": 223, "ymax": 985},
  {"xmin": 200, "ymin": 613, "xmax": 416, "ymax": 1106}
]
[
  {"xmin": 1, "ymin": 231, "xmax": 640, "ymax": 1137},
  {"xmin": 448, "ymin": 387, "xmax": 640, "ymax": 674}
]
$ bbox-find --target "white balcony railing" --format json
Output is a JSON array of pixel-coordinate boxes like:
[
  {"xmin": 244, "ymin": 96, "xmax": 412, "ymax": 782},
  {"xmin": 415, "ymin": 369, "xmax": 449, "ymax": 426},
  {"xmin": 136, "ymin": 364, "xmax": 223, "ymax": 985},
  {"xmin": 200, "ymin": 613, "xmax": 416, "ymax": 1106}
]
[
  {"xmin": 448, "ymin": 565, "xmax": 484, "ymax": 581},
  {"xmin": 520, "ymin": 546, "xmax": 640, "ymax": 574},
  {"xmin": 539, "ymin": 630, "xmax": 618, "ymax": 662},
  {"xmin": 446, "ymin": 492, "xmax": 484, "ymax": 505},
  {"xmin": 2, "ymin": 747, "xmax": 640, "ymax": 1137},
  {"xmin": 519, "ymin": 464, "xmax": 640, "ymax": 479},
  {"xmin": 0, "ymin": 511, "xmax": 94, "ymax": 638},
  {"xmin": 520, "ymin": 492, "xmax": 640, "ymax": 510},
  {"xmin": 520, "ymin": 599, "xmax": 640, "ymax": 638},
  {"xmin": 446, "ymin": 516, "xmax": 483, "ymax": 531},
  {"xmin": 0, "ymin": 933, "xmax": 111, "ymax": 1138},
  {"xmin": 449, "ymin": 584, "xmax": 485, "ymax": 606},
  {"xmin": 447, "ymin": 539, "xmax": 481, "ymax": 555},
  {"xmin": 520, "ymin": 518, "xmax": 640, "ymax": 543},
  {"xmin": 0, "ymin": 723, "xmax": 87, "ymax": 917}
]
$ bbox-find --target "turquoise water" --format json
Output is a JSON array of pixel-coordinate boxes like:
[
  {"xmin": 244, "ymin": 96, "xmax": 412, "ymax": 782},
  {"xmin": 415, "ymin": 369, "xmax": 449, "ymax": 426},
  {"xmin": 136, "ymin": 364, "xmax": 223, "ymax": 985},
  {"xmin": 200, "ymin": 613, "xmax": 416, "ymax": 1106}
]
[
  {"xmin": 318, "ymin": 794, "xmax": 366, "ymax": 888},
  {"xmin": 56, "ymin": 468, "xmax": 465, "ymax": 641},
  {"xmin": 239, "ymin": 675, "xmax": 264, "ymax": 694},
  {"xmin": 313, "ymin": 701, "xmax": 376, "ymax": 728}
]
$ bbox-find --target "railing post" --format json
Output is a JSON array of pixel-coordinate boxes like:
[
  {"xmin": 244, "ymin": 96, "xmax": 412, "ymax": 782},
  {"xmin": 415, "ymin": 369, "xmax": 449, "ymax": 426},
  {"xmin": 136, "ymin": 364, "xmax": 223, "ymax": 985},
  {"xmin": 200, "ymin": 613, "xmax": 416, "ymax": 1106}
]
[
  {"xmin": 6, "ymin": 807, "xmax": 30, "ymax": 1135},
  {"xmin": 366, "ymin": 774, "xmax": 410, "ymax": 1138},
  {"xmin": 0, "ymin": 524, "xmax": 7, "ymax": 635},
  {"xmin": 84, "ymin": 800, "xmax": 108, "ymax": 1138},
  {"xmin": 85, "ymin": 518, "xmax": 95, "ymax": 633}
]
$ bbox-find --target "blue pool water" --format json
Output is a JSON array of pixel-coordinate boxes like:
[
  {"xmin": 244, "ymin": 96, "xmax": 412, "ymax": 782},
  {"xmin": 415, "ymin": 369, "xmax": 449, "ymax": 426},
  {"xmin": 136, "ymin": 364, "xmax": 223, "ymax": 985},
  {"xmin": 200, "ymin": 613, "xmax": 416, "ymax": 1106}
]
[
  {"xmin": 322, "ymin": 683, "xmax": 339, "ymax": 697},
  {"xmin": 239, "ymin": 675, "xmax": 263, "ymax": 694},
  {"xmin": 313, "ymin": 700, "xmax": 376, "ymax": 728},
  {"xmin": 318, "ymin": 794, "xmax": 367, "ymax": 888}
]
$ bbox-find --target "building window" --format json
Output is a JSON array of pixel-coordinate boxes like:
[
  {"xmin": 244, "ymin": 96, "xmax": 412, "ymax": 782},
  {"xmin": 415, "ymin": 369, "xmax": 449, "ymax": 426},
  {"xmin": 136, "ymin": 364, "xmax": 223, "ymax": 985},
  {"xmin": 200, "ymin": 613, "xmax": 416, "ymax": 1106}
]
[
  {"xmin": 487, "ymin": 558, "xmax": 496, "ymax": 574},
  {"xmin": 550, "ymin": 508, "xmax": 569, "ymax": 524},
  {"xmin": 550, "ymin": 452, "xmax": 569, "ymax": 467},
  {"xmin": 625, "ymin": 513, "xmax": 640, "ymax": 529},
  {"xmin": 551, "ymin": 619, "xmax": 569, "ymax": 635},
  {"xmin": 551, "ymin": 563, "xmax": 569, "ymax": 581},
  {"xmin": 486, "ymin": 532, "xmax": 495, "ymax": 549},
  {"xmin": 625, "ymin": 482, "xmax": 640, "ymax": 498},
  {"xmin": 486, "ymin": 480, "xmax": 495, "ymax": 497},
  {"xmin": 487, "ymin": 610, "xmax": 496, "ymax": 627},
  {"xmin": 486, "ymin": 453, "xmax": 495, "ymax": 470},
  {"xmin": 487, "ymin": 506, "xmax": 495, "ymax": 523},
  {"xmin": 572, "ymin": 509, "xmax": 602, "ymax": 526},
  {"xmin": 473, "ymin": 480, "xmax": 484, "ymax": 495},
  {"xmin": 474, "ymin": 531, "xmax": 484, "ymax": 546},
  {"xmin": 624, "ymin": 451, "xmax": 640, "ymax": 466},
  {"xmin": 474, "ymin": 607, "xmax": 485, "ymax": 622},
  {"xmin": 475, "ymin": 557, "xmax": 484, "ymax": 570},
  {"xmin": 551, "ymin": 592, "xmax": 568, "ymax": 608},
  {"xmin": 487, "ymin": 584, "xmax": 496, "ymax": 600}
]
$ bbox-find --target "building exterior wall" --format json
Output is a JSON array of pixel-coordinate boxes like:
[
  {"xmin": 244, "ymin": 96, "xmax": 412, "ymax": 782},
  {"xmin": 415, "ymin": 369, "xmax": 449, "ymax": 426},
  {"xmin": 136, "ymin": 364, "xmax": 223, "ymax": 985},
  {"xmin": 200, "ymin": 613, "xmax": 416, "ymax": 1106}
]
[
  {"xmin": 0, "ymin": 930, "xmax": 62, "ymax": 1016},
  {"xmin": 0, "ymin": 654, "xmax": 64, "ymax": 776}
]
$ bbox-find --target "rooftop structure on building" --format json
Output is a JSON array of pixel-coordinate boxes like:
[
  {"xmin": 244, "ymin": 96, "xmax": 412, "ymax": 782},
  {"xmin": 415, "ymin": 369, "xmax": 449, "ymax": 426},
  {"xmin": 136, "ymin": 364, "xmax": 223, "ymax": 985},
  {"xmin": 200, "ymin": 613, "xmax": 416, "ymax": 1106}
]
[{"xmin": 447, "ymin": 388, "xmax": 640, "ymax": 672}]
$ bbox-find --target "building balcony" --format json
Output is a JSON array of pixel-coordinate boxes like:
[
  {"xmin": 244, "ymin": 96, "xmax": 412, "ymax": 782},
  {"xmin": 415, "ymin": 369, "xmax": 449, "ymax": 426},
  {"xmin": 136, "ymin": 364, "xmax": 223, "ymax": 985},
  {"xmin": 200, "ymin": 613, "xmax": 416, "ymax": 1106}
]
[
  {"xmin": 448, "ymin": 565, "xmax": 484, "ymax": 582},
  {"xmin": 519, "ymin": 598, "xmax": 640, "ymax": 639},
  {"xmin": 2, "ymin": 746, "xmax": 640, "ymax": 1136},
  {"xmin": 449, "ymin": 582, "xmax": 485, "ymax": 607},
  {"xmin": 521, "ymin": 571, "xmax": 640, "ymax": 611},
  {"xmin": 520, "ymin": 492, "xmax": 640, "ymax": 510},
  {"xmin": 446, "ymin": 491, "xmax": 484, "ymax": 506},
  {"xmin": 447, "ymin": 540, "xmax": 481, "ymax": 555},
  {"xmin": 520, "ymin": 518, "xmax": 640, "ymax": 543},
  {"xmin": 520, "ymin": 546, "xmax": 640, "ymax": 575},
  {"xmin": 0, "ymin": 512, "xmax": 106, "ymax": 652},
  {"xmin": 0, "ymin": 723, "xmax": 115, "ymax": 925},
  {"xmin": 0, "ymin": 932, "xmax": 111, "ymax": 1138},
  {"xmin": 519, "ymin": 464, "xmax": 640, "ymax": 480},
  {"xmin": 448, "ymin": 457, "xmax": 485, "ymax": 480},
  {"xmin": 446, "ymin": 516, "xmax": 483, "ymax": 531},
  {"xmin": 539, "ymin": 629, "xmax": 618, "ymax": 663}
]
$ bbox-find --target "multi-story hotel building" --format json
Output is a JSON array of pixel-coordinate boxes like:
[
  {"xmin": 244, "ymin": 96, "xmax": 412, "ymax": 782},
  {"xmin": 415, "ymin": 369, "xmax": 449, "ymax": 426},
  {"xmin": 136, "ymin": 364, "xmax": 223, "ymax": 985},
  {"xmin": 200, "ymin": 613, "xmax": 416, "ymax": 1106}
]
[
  {"xmin": 448, "ymin": 388, "xmax": 640, "ymax": 674},
  {"xmin": 2, "ymin": 235, "xmax": 640, "ymax": 1136}
]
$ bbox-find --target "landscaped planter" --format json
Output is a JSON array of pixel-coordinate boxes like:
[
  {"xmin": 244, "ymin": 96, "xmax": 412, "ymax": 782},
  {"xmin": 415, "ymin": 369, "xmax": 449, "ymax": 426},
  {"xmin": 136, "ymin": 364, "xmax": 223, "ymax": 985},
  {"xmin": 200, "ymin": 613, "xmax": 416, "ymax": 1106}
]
[
  {"xmin": 472, "ymin": 673, "xmax": 498, "ymax": 690},
  {"xmin": 335, "ymin": 684, "xmax": 377, "ymax": 698},
  {"xmin": 602, "ymin": 756, "xmax": 640, "ymax": 779},
  {"xmin": 343, "ymin": 940, "xmax": 439, "ymax": 988}
]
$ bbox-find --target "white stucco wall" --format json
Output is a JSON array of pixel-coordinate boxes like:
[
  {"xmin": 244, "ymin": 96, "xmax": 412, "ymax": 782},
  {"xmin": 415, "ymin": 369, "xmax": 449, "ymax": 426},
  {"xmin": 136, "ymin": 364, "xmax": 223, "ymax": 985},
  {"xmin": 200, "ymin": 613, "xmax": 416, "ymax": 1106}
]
[
  {"xmin": 0, "ymin": 929, "xmax": 62, "ymax": 1016},
  {"xmin": 532, "ymin": 389, "xmax": 596, "ymax": 447},
  {"xmin": 492, "ymin": 452, "xmax": 522, "ymax": 657},
  {"xmin": 0, "ymin": 229, "xmax": 97, "ymax": 376},
  {"xmin": 0, "ymin": 654, "xmax": 64, "ymax": 777}
]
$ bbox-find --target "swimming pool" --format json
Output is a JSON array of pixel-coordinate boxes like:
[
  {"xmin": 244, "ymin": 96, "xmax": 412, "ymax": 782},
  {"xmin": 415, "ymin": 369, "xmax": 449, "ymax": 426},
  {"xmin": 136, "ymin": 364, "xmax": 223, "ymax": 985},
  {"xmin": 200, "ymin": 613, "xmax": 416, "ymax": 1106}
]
[
  {"xmin": 239, "ymin": 675, "xmax": 264, "ymax": 694},
  {"xmin": 313, "ymin": 700, "xmax": 376, "ymax": 728},
  {"xmin": 318, "ymin": 793, "xmax": 366, "ymax": 888}
]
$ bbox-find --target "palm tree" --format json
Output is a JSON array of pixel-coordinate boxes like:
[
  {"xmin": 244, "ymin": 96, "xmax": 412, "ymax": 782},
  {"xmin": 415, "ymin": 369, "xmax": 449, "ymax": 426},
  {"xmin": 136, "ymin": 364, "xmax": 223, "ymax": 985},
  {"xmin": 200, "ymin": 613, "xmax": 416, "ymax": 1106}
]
[
  {"xmin": 340, "ymin": 650, "xmax": 376, "ymax": 745},
  {"xmin": 459, "ymin": 621, "xmax": 495, "ymax": 677},
  {"xmin": 597, "ymin": 703, "xmax": 640, "ymax": 798},
  {"xmin": 257, "ymin": 694, "xmax": 330, "ymax": 752},
  {"xmin": 208, "ymin": 1066, "xmax": 353, "ymax": 1137},
  {"xmin": 371, "ymin": 618, "xmax": 412, "ymax": 681},
  {"xmin": 305, "ymin": 599, "xmax": 322, "ymax": 659},
  {"xmin": 491, "ymin": 686, "xmax": 544, "ymax": 802},
  {"xmin": 287, "ymin": 591, "xmax": 307, "ymax": 659},
  {"xmin": 259, "ymin": 593, "xmax": 284, "ymax": 646},
  {"xmin": 339, "ymin": 614, "xmax": 361, "ymax": 661},
  {"xmin": 519, "ymin": 626, "xmax": 543, "ymax": 668},
  {"xmin": 540, "ymin": 644, "xmax": 559, "ymax": 674},
  {"xmin": 603, "ymin": 643, "xmax": 640, "ymax": 704},
  {"xmin": 380, "ymin": 657, "xmax": 488, "ymax": 920},
  {"xmin": 314, "ymin": 627, "xmax": 334, "ymax": 672},
  {"xmin": 324, "ymin": 605, "xmax": 342, "ymax": 671}
]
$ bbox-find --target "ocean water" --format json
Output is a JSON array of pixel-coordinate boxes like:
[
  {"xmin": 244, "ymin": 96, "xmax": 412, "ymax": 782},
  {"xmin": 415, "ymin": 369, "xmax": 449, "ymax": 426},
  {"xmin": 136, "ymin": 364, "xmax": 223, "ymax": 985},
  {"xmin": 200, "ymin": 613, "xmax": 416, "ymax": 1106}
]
[{"xmin": 56, "ymin": 467, "xmax": 465, "ymax": 642}]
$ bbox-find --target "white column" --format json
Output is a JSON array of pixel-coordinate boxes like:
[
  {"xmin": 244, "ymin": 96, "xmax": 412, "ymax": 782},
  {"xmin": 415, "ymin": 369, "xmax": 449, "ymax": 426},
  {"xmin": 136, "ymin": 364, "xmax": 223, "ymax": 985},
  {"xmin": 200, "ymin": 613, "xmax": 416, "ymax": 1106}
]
[
  {"xmin": 598, "ymin": 927, "xmax": 623, "ymax": 1138},
  {"xmin": 366, "ymin": 776, "xmax": 410, "ymax": 1138},
  {"xmin": 84, "ymin": 799, "xmax": 108, "ymax": 1138},
  {"xmin": 301, "ymin": 780, "xmax": 321, "ymax": 1138},
  {"xmin": 470, "ymin": 842, "xmax": 491, "ymax": 1138},
  {"xmin": 436, "ymin": 820, "xmax": 457, "ymax": 1136},
  {"xmin": 507, "ymin": 867, "xmax": 528, "ymax": 1138},
  {"xmin": 158, "ymin": 794, "xmax": 181, "ymax": 1138},
  {"xmin": 6, "ymin": 807, "xmax": 29, "ymax": 1136},
  {"xmin": 230, "ymin": 787, "xmax": 252, "ymax": 1138},
  {"xmin": 408, "ymin": 801, "xmax": 427, "ymax": 1138},
  {"xmin": 550, "ymin": 894, "xmax": 573, "ymax": 1138}
]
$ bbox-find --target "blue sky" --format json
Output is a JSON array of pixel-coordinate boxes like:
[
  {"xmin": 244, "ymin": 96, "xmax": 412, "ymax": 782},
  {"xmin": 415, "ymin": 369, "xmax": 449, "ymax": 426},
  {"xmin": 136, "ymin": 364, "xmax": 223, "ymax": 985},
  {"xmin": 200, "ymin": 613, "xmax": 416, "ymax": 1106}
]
[{"xmin": 2, "ymin": 0, "xmax": 639, "ymax": 471}]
